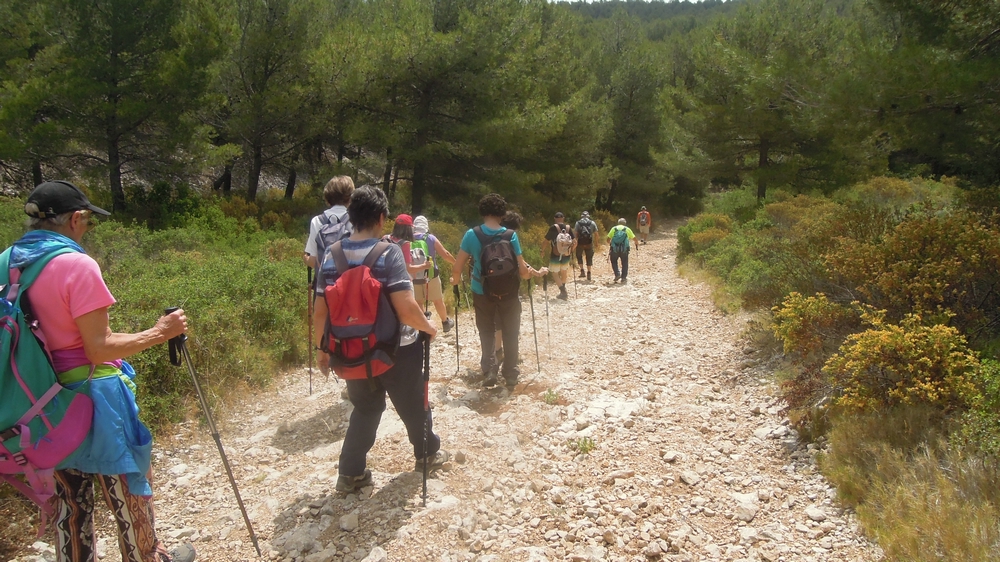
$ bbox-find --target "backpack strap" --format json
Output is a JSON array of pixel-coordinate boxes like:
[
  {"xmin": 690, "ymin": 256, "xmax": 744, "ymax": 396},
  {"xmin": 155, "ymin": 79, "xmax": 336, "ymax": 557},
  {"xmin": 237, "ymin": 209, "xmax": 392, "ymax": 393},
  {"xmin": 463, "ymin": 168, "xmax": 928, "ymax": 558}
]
[
  {"xmin": 1, "ymin": 247, "xmax": 79, "ymax": 305},
  {"xmin": 329, "ymin": 241, "xmax": 349, "ymax": 277},
  {"xmin": 362, "ymin": 241, "xmax": 392, "ymax": 269},
  {"xmin": 327, "ymin": 239, "xmax": 388, "ymax": 278}
]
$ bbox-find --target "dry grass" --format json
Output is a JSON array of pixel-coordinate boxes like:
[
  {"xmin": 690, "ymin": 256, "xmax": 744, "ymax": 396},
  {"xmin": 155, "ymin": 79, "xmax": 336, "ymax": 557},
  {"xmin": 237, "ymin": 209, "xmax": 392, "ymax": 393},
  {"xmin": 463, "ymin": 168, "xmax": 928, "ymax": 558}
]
[
  {"xmin": 676, "ymin": 261, "xmax": 742, "ymax": 313},
  {"xmin": 822, "ymin": 409, "xmax": 1000, "ymax": 561}
]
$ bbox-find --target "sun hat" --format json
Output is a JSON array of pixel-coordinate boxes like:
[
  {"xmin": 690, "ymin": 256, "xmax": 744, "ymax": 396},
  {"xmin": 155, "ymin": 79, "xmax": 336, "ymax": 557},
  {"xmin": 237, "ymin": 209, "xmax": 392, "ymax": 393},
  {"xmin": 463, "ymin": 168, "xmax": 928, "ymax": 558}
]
[{"xmin": 413, "ymin": 215, "xmax": 429, "ymax": 235}]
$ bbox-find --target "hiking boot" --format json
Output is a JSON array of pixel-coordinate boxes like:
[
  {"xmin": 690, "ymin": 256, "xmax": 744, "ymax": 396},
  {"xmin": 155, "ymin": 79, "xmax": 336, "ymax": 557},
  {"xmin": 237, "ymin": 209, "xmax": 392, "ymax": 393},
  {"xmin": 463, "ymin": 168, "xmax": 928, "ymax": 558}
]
[
  {"xmin": 415, "ymin": 449, "xmax": 451, "ymax": 472},
  {"xmin": 503, "ymin": 374, "xmax": 518, "ymax": 390},
  {"xmin": 613, "ymin": 275, "xmax": 620, "ymax": 283},
  {"xmin": 621, "ymin": 277, "xmax": 627, "ymax": 284},
  {"xmin": 557, "ymin": 286, "xmax": 568, "ymax": 300},
  {"xmin": 483, "ymin": 370, "xmax": 498, "ymax": 388},
  {"xmin": 579, "ymin": 269, "xmax": 586, "ymax": 278},
  {"xmin": 586, "ymin": 270, "xmax": 591, "ymax": 281},
  {"xmin": 442, "ymin": 318, "xmax": 455, "ymax": 333},
  {"xmin": 336, "ymin": 469, "xmax": 372, "ymax": 493}
]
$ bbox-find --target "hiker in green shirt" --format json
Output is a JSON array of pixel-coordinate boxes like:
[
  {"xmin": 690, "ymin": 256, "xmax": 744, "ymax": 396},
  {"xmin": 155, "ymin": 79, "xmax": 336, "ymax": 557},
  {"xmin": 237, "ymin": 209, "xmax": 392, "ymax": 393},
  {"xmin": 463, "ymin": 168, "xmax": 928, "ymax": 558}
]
[{"xmin": 606, "ymin": 218, "xmax": 638, "ymax": 284}]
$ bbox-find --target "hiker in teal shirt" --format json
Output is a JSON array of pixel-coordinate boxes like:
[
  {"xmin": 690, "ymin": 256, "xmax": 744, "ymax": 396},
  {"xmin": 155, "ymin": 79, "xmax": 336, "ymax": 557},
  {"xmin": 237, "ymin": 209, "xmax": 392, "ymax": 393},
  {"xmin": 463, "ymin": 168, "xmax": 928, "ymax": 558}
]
[{"xmin": 450, "ymin": 194, "xmax": 547, "ymax": 389}]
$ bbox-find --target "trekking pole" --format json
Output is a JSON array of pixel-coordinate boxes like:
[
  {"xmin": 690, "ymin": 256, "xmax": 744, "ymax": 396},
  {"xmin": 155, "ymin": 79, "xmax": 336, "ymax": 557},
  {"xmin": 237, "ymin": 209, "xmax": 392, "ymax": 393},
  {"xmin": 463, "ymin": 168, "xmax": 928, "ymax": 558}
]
[
  {"xmin": 306, "ymin": 267, "xmax": 313, "ymax": 395},
  {"xmin": 165, "ymin": 308, "xmax": 262, "ymax": 558},
  {"xmin": 421, "ymin": 326, "xmax": 431, "ymax": 507},
  {"xmin": 453, "ymin": 284, "xmax": 460, "ymax": 374},
  {"xmin": 571, "ymin": 256, "xmax": 578, "ymax": 299},
  {"xmin": 542, "ymin": 277, "xmax": 551, "ymax": 360},
  {"xmin": 461, "ymin": 274, "xmax": 476, "ymax": 338},
  {"xmin": 528, "ymin": 278, "xmax": 541, "ymax": 374}
]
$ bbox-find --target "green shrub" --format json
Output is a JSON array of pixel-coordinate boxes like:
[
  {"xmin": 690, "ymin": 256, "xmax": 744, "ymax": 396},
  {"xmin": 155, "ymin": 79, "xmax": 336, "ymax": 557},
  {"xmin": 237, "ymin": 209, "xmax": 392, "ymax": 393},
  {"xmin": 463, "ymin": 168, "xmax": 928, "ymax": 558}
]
[
  {"xmin": 677, "ymin": 213, "xmax": 732, "ymax": 256},
  {"xmin": 958, "ymin": 360, "xmax": 1000, "ymax": 459}
]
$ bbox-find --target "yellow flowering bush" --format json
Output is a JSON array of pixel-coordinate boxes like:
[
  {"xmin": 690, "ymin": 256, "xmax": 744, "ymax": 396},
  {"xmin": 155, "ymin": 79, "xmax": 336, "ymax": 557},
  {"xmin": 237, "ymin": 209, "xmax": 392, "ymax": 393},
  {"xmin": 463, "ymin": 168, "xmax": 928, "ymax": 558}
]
[{"xmin": 823, "ymin": 312, "xmax": 979, "ymax": 412}]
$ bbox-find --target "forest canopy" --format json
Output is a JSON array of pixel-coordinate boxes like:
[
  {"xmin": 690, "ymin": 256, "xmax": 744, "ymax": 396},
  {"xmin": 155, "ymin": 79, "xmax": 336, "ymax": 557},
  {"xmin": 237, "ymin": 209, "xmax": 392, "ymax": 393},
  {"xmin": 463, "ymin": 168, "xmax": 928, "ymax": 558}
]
[{"xmin": 0, "ymin": 0, "xmax": 997, "ymax": 218}]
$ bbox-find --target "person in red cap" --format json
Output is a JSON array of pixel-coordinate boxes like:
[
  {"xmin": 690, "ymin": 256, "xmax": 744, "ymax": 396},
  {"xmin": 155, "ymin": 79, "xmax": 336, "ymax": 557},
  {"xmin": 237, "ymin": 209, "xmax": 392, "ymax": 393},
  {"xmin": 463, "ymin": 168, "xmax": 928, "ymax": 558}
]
[
  {"xmin": 384, "ymin": 214, "xmax": 431, "ymax": 279},
  {"xmin": 11, "ymin": 181, "xmax": 194, "ymax": 562}
]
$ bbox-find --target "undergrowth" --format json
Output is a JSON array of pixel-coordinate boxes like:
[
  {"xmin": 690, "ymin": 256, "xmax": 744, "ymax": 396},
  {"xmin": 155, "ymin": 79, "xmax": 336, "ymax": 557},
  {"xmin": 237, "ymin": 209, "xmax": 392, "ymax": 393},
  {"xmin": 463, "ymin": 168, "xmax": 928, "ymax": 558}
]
[{"xmin": 682, "ymin": 176, "xmax": 1000, "ymax": 559}]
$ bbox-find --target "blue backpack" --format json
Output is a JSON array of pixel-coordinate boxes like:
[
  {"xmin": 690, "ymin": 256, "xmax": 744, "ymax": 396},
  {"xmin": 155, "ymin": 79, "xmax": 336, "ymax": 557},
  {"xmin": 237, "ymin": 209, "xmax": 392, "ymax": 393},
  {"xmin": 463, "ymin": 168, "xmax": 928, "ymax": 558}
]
[
  {"xmin": 610, "ymin": 226, "xmax": 630, "ymax": 253},
  {"xmin": 0, "ymin": 247, "xmax": 93, "ymax": 517}
]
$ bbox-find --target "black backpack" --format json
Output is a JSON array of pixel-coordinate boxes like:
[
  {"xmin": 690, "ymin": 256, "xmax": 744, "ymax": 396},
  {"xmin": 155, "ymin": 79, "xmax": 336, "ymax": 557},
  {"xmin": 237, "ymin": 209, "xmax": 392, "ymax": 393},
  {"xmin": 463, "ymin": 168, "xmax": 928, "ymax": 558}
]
[
  {"xmin": 576, "ymin": 220, "xmax": 594, "ymax": 245},
  {"xmin": 473, "ymin": 226, "xmax": 520, "ymax": 301}
]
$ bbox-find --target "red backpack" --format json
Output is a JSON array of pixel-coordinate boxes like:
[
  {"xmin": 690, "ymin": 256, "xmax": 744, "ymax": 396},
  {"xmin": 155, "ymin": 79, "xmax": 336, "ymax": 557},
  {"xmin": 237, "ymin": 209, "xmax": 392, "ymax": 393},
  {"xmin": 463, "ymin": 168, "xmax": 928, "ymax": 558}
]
[{"xmin": 322, "ymin": 241, "xmax": 400, "ymax": 383}]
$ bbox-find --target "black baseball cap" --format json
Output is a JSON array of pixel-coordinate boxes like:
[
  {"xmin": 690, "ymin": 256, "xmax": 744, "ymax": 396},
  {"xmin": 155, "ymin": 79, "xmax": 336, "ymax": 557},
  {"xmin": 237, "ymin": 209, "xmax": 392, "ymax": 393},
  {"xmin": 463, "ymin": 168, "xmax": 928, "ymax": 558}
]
[
  {"xmin": 24, "ymin": 181, "xmax": 111, "ymax": 219},
  {"xmin": 554, "ymin": 211, "xmax": 564, "ymax": 218}
]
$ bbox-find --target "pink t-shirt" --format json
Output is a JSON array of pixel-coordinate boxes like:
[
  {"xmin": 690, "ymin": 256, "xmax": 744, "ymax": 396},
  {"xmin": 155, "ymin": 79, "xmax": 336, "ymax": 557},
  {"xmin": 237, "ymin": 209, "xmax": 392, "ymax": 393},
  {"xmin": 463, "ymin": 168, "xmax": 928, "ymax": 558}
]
[{"xmin": 26, "ymin": 253, "xmax": 116, "ymax": 352}]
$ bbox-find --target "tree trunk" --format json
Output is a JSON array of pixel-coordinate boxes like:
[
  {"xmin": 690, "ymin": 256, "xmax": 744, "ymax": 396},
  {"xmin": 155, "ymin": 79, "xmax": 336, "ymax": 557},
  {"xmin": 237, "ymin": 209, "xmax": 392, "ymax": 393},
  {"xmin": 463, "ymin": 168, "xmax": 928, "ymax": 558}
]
[
  {"xmin": 284, "ymin": 167, "xmax": 296, "ymax": 200},
  {"xmin": 757, "ymin": 136, "xmax": 769, "ymax": 202},
  {"xmin": 389, "ymin": 164, "xmax": 400, "ymax": 204},
  {"xmin": 247, "ymin": 144, "xmax": 263, "ymax": 201},
  {"xmin": 108, "ymin": 137, "xmax": 125, "ymax": 212},
  {"xmin": 599, "ymin": 178, "xmax": 619, "ymax": 211},
  {"xmin": 382, "ymin": 147, "xmax": 393, "ymax": 193},
  {"xmin": 32, "ymin": 161, "xmax": 42, "ymax": 186},
  {"xmin": 411, "ymin": 160, "xmax": 426, "ymax": 215}
]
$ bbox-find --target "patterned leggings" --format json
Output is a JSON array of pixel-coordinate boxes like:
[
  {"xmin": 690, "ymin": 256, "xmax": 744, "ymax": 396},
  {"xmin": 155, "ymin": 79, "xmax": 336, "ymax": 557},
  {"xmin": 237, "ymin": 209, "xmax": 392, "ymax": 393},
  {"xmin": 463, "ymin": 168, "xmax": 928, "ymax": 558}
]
[{"xmin": 53, "ymin": 469, "xmax": 167, "ymax": 562}]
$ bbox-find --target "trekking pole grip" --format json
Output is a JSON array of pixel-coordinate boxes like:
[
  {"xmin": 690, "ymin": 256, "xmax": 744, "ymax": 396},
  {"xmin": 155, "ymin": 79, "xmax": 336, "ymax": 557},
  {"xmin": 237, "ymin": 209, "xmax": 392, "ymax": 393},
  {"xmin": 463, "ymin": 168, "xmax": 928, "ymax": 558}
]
[{"xmin": 163, "ymin": 307, "xmax": 187, "ymax": 367}]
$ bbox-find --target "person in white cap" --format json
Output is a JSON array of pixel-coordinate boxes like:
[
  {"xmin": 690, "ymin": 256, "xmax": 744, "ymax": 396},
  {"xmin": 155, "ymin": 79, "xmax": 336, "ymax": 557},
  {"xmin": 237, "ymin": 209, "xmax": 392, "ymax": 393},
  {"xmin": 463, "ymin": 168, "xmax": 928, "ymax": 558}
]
[{"xmin": 411, "ymin": 215, "xmax": 457, "ymax": 332}]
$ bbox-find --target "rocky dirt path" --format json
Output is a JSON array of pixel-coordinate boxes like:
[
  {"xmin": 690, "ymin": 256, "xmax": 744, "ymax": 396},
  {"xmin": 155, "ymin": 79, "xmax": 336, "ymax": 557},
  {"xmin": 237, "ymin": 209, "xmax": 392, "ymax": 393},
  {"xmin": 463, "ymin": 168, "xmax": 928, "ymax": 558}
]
[{"xmin": 22, "ymin": 223, "xmax": 882, "ymax": 562}]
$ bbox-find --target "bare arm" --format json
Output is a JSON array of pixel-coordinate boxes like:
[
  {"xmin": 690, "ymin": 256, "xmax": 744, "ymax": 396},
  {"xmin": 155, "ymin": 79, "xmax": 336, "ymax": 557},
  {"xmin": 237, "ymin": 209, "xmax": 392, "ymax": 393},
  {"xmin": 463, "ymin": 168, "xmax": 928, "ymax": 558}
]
[
  {"xmin": 450, "ymin": 250, "xmax": 471, "ymax": 285},
  {"xmin": 76, "ymin": 308, "xmax": 188, "ymax": 365},
  {"xmin": 518, "ymin": 256, "xmax": 548, "ymax": 280},
  {"xmin": 434, "ymin": 238, "xmax": 456, "ymax": 265}
]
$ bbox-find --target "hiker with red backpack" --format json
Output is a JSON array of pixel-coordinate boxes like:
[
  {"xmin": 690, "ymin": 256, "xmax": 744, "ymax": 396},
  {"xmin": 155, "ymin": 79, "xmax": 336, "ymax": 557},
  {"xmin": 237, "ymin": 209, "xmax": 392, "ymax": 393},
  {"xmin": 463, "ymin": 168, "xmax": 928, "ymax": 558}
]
[
  {"xmin": 412, "ymin": 215, "xmax": 457, "ymax": 332},
  {"xmin": 3, "ymin": 181, "xmax": 194, "ymax": 562},
  {"xmin": 636, "ymin": 205, "xmax": 651, "ymax": 245},
  {"xmin": 449, "ymin": 194, "xmax": 547, "ymax": 389},
  {"xmin": 311, "ymin": 186, "xmax": 447, "ymax": 493},
  {"xmin": 543, "ymin": 212, "xmax": 575, "ymax": 300}
]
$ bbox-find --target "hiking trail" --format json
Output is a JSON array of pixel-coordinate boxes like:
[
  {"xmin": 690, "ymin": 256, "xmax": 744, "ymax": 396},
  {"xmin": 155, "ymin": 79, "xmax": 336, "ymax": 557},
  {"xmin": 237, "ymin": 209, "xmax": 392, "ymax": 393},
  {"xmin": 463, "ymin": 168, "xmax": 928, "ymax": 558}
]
[{"xmin": 17, "ymin": 222, "xmax": 882, "ymax": 562}]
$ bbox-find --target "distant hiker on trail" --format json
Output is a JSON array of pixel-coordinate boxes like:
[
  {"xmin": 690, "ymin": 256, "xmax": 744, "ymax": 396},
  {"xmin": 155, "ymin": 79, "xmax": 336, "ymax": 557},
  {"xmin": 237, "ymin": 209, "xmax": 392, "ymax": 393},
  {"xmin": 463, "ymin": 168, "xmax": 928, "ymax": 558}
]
[
  {"xmin": 450, "ymin": 194, "xmax": 547, "ymax": 389},
  {"xmin": 412, "ymin": 215, "xmax": 457, "ymax": 332},
  {"xmin": 636, "ymin": 206, "xmax": 651, "ymax": 245},
  {"xmin": 303, "ymin": 176, "xmax": 354, "ymax": 269},
  {"xmin": 384, "ymin": 214, "xmax": 429, "ymax": 280},
  {"xmin": 543, "ymin": 211, "xmax": 575, "ymax": 300},
  {"xmin": 607, "ymin": 218, "xmax": 638, "ymax": 284},
  {"xmin": 13, "ymin": 181, "xmax": 194, "ymax": 562},
  {"xmin": 312, "ymin": 186, "xmax": 447, "ymax": 493},
  {"xmin": 573, "ymin": 211, "xmax": 599, "ymax": 281}
]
